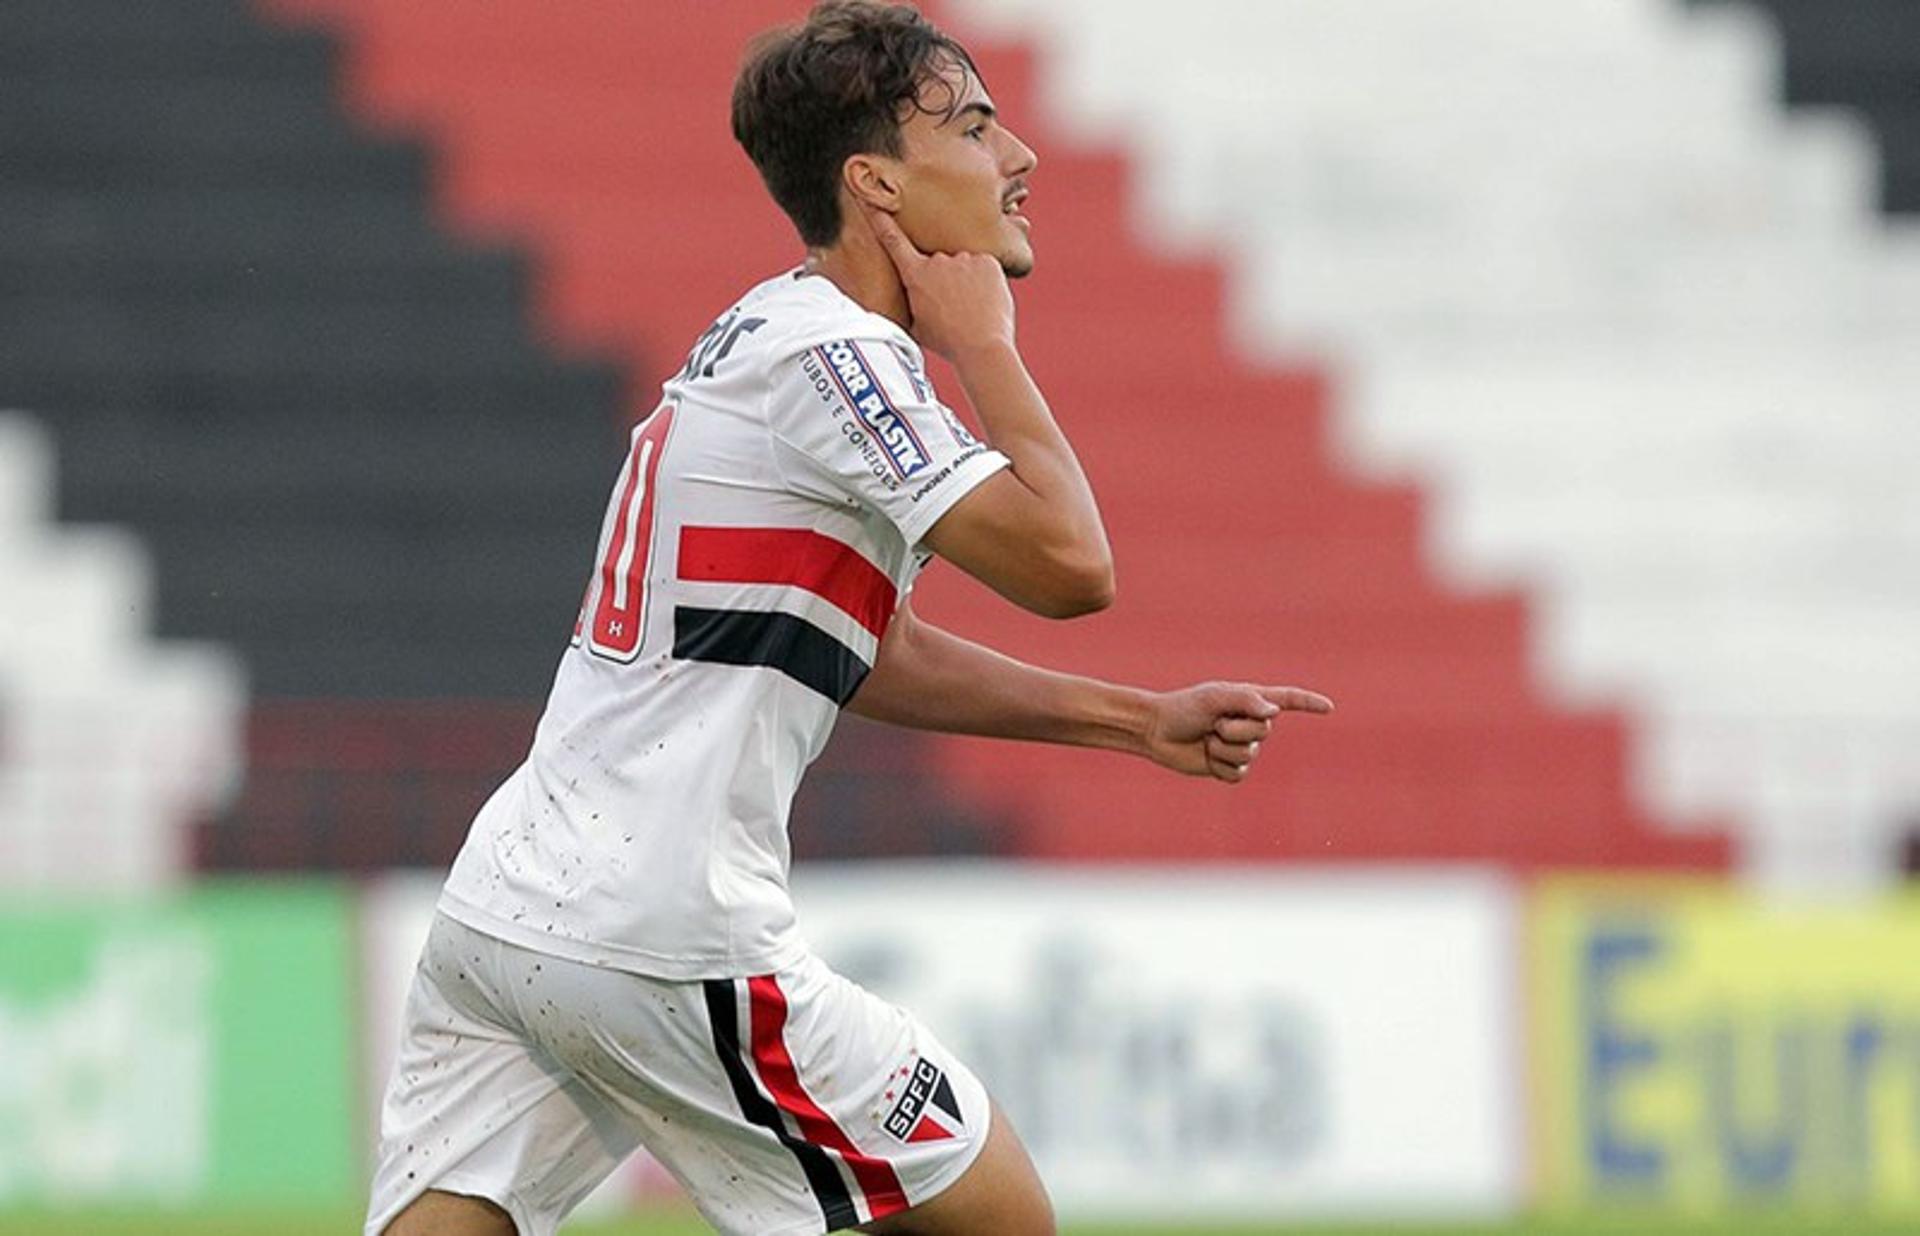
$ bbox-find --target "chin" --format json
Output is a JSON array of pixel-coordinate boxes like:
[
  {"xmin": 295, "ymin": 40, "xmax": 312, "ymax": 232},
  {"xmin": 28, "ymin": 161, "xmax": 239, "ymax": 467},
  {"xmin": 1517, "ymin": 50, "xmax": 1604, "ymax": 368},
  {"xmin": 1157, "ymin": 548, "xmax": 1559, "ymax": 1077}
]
[{"xmin": 1000, "ymin": 245, "xmax": 1035, "ymax": 279}]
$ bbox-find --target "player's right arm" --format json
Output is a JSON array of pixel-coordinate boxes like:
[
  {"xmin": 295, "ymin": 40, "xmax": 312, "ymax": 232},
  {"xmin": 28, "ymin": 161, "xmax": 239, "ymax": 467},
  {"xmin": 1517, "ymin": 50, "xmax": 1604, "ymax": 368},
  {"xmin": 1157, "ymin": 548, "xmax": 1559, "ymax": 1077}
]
[
  {"xmin": 864, "ymin": 203, "xmax": 1114, "ymax": 619},
  {"xmin": 849, "ymin": 598, "xmax": 1334, "ymax": 781}
]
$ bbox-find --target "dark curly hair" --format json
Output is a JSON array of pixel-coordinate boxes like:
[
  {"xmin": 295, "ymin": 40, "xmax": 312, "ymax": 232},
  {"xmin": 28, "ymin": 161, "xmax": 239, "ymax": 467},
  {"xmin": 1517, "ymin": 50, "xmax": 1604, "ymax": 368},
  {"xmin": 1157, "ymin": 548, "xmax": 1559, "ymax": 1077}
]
[{"xmin": 733, "ymin": 1, "xmax": 978, "ymax": 247}]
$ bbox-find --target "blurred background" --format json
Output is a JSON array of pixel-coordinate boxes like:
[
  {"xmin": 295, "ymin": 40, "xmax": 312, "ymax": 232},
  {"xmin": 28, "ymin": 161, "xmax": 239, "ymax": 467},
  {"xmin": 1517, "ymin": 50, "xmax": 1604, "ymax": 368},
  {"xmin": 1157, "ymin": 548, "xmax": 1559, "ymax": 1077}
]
[{"xmin": 2, "ymin": 0, "xmax": 1918, "ymax": 1231}]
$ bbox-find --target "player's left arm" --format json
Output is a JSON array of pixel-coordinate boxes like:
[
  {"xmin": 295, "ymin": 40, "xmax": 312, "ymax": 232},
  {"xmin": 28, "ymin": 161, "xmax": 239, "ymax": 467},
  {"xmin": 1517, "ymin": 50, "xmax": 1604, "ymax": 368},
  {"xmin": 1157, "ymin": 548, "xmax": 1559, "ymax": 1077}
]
[{"xmin": 847, "ymin": 600, "xmax": 1333, "ymax": 782}]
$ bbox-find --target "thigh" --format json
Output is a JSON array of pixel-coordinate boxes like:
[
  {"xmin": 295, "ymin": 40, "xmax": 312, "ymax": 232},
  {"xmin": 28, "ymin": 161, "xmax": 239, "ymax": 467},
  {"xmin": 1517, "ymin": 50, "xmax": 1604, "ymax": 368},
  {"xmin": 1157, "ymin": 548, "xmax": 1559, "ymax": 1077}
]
[
  {"xmin": 365, "ymin": 915, "xmax": 642, "ymax": 1236},
  {"xmin": 538, "ymin": 953, "xmax": 1000, "ymax": 1236},
  {"xmin": 859, "ymin": 1101, "xmax": 1053, "ymax": 1236},
  {"xmin": 700, "ymin": 959, "xmax": 996, "ymax": 1232},
  {"xmin": 382, "ymin": 1189, "xmax": 515, "ymax": 1236}
]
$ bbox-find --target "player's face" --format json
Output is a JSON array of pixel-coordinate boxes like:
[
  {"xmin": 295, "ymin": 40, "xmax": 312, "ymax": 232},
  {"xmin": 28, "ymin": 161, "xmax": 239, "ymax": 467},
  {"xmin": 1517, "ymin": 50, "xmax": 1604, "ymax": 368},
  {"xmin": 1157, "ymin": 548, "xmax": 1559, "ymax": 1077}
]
[{"xmin": 891, "ymin": 64, "xmax": 1038, "ymax": 277}]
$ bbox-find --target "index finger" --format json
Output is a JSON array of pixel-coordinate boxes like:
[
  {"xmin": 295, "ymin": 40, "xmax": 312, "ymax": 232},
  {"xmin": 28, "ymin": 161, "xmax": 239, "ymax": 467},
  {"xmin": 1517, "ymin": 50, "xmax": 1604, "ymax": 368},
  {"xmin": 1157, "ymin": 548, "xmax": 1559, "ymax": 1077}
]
[
  {"xmin": 860, "ymin": 198, "xmax": 926, "ymax": 271},
  {"xmin": 1259, "ymin": 686, "xmax": 1335, "ymax": 715}
]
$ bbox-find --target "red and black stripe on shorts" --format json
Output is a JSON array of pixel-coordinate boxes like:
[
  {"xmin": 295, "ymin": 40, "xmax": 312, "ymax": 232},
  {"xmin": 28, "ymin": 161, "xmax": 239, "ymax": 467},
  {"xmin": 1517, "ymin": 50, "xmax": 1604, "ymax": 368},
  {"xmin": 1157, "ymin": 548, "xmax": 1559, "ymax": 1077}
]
[{"xmin": 703, "ymin": 975, "xmax": 910, "ymax": 1230}]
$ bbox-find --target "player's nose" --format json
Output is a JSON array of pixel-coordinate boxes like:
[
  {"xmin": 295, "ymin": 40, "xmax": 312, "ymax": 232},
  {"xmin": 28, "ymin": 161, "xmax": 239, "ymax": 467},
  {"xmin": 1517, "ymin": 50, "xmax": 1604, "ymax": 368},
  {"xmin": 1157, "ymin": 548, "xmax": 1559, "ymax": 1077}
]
[{"xmin": 1001, "ymin": 126, "xmax": 1038, "ymax": 177}]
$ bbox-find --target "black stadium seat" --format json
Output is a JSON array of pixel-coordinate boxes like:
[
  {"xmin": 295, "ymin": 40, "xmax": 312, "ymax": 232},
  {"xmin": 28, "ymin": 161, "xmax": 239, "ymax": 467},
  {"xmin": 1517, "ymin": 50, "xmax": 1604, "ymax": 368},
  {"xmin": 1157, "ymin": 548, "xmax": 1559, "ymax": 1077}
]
[
  {"xmin": 0, "ymin": 0, "xmax": 1010, "ymax": 868},
  {"xmin": 1701, "ymin": 0, "xmax": 1920, "ymax": 212},
  {"xmin": 0, "ymin": 0, "xmax": 626, "ymax": 703}
]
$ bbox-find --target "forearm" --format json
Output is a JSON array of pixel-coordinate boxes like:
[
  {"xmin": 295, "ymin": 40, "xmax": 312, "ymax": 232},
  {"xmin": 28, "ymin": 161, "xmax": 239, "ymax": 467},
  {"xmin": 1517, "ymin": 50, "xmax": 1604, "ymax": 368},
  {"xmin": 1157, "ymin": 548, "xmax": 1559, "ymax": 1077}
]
[
  {"xmin": 849, "ymin": 605, "xmax": 1151, "ymax": 755},
  {"xmin": 949, "ymin": 341, "xmax": 1107, "ymax": 559}
]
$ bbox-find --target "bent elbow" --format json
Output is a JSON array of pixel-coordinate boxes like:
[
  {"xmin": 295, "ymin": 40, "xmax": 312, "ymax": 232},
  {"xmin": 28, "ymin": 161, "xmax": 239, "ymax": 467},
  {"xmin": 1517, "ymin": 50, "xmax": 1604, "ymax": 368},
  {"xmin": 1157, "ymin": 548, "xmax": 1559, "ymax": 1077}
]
[
  {"xmin": 1033, "ymin": 554, "xmax": 1115, "ymax": 619},
  {"xmin": 1071, "ymin": 562, "xmax": 1118, "ymax": 615}
]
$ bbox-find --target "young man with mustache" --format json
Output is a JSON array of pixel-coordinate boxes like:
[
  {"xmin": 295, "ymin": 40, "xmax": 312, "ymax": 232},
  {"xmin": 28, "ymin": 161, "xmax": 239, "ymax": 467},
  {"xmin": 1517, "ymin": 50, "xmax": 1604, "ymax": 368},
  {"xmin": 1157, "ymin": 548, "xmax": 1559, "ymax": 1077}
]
[{"xmin": 368, "ymin": 5, "xmax": 1330, "ymax": 1234}]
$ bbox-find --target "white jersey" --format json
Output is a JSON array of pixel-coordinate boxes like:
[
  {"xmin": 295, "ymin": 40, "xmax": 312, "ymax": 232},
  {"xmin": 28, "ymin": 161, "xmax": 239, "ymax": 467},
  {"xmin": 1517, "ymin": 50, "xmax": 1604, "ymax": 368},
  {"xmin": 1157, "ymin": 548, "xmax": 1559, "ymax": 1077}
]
[{"xmin": 440, "ymin": 270, "xmax": 1010, "ymax": 979}]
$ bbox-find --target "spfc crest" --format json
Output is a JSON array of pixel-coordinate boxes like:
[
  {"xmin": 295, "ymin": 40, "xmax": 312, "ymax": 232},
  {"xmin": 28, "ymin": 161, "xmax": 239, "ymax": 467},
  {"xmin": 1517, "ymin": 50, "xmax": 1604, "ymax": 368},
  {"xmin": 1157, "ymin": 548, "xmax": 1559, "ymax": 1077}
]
[{"xmin": 883, "ymin": 1057, "xmax": 964, "ymax": 1144}]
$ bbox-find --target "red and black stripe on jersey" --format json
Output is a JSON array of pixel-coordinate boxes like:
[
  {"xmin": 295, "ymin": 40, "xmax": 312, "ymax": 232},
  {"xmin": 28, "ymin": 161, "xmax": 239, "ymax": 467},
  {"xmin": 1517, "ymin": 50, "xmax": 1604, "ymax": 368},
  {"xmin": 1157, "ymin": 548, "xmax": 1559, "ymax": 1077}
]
[{"xmin": 673, "ymin": 526, "xmax": 897, "ymax": 705}]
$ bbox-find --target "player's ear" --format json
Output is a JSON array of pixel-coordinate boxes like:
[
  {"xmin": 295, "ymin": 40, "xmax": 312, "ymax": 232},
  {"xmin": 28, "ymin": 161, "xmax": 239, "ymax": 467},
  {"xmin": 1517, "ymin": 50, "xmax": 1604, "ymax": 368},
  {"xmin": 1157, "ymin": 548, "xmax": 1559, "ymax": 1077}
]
[{"xmin": 843, "ymin": 153, "xmax": 903, "ymax": 214}]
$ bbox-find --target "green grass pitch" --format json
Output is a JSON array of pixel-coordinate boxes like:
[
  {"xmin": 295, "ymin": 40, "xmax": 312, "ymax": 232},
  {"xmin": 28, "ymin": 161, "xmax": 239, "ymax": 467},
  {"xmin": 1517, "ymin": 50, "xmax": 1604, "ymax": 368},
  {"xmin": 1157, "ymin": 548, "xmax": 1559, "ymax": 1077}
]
[{"xmin": 0, "ymin": 1214, "xmax": 1909, "ymax": 1236}]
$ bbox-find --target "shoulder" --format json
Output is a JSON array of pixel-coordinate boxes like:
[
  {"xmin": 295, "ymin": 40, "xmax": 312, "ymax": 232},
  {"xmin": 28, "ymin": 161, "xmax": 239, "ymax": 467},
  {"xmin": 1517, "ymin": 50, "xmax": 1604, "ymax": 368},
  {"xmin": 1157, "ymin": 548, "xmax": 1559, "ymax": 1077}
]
[
  {"xmin": 774, "ymin": 282, "xmax": 940, "ymax": 415},
  {"xmin": 687, "ymin": 273, "xmax": 934, "ymax": 425},
  {"xmin": 754, "ymin": 273, "xmax": 916, "ymax": 365}
]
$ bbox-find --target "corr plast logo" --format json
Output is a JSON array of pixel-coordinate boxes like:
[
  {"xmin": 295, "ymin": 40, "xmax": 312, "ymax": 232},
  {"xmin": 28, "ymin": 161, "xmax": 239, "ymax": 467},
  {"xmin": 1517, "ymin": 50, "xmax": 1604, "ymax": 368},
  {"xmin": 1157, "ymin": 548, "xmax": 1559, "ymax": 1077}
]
[{"xmin": 818, "ymin": 340, "xmax": 932, "ymax": 479}]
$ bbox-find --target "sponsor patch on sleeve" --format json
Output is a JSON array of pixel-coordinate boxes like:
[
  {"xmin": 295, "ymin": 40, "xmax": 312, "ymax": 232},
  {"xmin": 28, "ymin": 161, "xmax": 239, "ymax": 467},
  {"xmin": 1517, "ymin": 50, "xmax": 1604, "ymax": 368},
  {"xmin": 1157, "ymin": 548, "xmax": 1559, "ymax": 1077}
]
[
  {"xmin": 815, "ymin": 340, "xmax": 933, "ymax": 481},
  {"xmin": 886, "ymin": 341, "xmax": 937, "ymax": 405},
  {"xmin": 937, "ymin": 404, "xmax": 980, "ymax": 449}
]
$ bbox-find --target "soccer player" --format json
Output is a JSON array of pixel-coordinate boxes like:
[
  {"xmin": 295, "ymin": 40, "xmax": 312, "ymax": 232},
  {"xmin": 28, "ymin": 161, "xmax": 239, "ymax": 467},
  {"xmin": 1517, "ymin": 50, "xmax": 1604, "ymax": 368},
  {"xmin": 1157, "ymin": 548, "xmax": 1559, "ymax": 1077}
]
[{"xmin": 367, "ymin": 4, "xmax": 1331, "ymax": 1234}]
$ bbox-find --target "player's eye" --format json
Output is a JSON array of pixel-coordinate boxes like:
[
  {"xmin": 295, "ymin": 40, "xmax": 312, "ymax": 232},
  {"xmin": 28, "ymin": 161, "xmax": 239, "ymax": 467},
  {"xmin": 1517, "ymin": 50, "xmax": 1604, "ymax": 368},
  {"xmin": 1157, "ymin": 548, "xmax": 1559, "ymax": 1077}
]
[{"xmin": 965, "ymin": 124, "xmax": 987, "ymax": 140}]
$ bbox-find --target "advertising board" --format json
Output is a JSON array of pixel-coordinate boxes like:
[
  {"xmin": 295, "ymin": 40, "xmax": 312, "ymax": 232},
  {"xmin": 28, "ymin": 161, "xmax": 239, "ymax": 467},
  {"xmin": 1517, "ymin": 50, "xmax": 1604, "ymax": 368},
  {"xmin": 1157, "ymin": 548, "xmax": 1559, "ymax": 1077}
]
[
  {"xmin": 792, "ymin": 865, "xmax": 1522, "ymax": 1218},
  {"xmin": 1532, "ymin": 878, "xmax": 1920, "ymax": 1213},
  {"xmin": 360, "ymin": 865, "xmax": 1523, "ymax": 1220},
  {"xmin": 0, "ymin": 882, "xmax": 358, "ymax": 1207}
]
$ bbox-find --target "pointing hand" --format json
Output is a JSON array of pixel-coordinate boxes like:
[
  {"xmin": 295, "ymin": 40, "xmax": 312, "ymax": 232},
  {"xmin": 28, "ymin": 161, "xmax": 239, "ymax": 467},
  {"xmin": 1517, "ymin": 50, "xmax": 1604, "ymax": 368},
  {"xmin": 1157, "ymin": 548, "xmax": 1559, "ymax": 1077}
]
[{"xmin": 1142, "ymin": 681, "xmax": 1334, "ymax": 784}]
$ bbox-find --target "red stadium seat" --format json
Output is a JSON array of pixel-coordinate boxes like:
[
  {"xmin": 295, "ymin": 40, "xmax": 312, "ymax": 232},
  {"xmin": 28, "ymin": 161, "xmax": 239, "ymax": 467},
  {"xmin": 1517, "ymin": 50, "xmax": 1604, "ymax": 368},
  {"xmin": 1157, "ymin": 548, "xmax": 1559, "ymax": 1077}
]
[{"xmin": 258, "ymin": 0, "xmax": 1729, "ymax": 871}]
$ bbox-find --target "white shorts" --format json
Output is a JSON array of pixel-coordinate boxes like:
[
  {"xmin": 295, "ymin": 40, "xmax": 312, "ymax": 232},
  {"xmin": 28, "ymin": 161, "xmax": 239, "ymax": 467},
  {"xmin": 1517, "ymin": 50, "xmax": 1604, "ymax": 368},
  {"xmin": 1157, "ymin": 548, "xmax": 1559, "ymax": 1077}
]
[{"xmin": 365, "ymin": 913, "xmax": 991, "ymax": 1236}]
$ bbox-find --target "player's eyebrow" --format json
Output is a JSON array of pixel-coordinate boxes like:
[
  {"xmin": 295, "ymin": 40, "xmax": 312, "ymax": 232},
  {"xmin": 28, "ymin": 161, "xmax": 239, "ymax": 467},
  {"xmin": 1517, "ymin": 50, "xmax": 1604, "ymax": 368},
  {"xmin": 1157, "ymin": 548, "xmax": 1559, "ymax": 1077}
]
[{"xmin": 944, "ymin": 101, "xmax": 996, "ymax": 128}]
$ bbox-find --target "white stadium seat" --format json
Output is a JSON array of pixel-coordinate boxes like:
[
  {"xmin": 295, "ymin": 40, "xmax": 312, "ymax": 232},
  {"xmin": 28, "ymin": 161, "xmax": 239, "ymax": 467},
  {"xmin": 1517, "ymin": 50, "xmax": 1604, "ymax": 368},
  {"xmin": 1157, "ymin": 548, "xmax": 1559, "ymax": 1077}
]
[
  {"xmin": 0, "ymin": 413, "xmax": 54, "ymax": 547},
  {"xmin": 0, "ymin": 411, "xmax": 245, "ymax": 891},
  {"xmin": 952, "ymin": 0, "xmax": 1920, "ymax": 891}
]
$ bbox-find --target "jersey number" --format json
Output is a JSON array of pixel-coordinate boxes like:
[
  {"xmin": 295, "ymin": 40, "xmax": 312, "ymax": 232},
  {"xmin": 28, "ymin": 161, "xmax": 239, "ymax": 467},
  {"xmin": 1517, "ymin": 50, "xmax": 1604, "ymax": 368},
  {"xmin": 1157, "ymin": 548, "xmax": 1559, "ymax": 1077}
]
[{"xmin": 576, "ymin": 403, "xmax": 675, "ymax": 661}]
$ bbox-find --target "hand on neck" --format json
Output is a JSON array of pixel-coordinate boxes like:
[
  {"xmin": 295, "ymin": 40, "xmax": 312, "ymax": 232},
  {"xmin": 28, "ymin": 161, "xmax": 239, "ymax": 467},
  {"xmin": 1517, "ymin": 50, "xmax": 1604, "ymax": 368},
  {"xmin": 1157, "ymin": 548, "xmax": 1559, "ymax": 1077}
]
[{"xmin": 805, "ymin": 219, "xmax": 912, "ymax": 333}]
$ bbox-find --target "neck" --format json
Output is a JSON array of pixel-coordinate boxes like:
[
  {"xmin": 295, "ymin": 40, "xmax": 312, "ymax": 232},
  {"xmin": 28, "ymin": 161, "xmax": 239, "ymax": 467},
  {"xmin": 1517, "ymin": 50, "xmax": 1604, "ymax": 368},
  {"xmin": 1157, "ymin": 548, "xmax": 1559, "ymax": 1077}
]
[{"xmin": 804, "ymin": 234, "xmax": 909, "ymax": 332}]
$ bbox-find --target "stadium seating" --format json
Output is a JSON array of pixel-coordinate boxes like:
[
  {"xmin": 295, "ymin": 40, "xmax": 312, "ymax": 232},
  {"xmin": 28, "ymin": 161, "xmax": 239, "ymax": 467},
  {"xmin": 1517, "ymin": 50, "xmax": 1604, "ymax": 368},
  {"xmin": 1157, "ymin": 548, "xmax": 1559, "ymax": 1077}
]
[
  {"xmin": 945, "ymin": 0, "xmax": 1919, "ymax": 888},
  {"xmin": 1724, "ymin": 0, "xmax": 1920, "ymax": 212},
  {"xmin": 0, "ymin": 0, "xmax": 638, "ymax": 867},
  {"xmin": 0, "ymin": 0, "xmax": 628, "ymax": 703},
  {"xmin": 260, "ymin": 0, "xmax": 1727, "ymax": 870},
  {"xmin": 0, "ymin": 0, "xmax": 1012, "ymax": 870},
  {"xmin": 0, "ymin": 411, "xmax": 244, "ymax": 890}
]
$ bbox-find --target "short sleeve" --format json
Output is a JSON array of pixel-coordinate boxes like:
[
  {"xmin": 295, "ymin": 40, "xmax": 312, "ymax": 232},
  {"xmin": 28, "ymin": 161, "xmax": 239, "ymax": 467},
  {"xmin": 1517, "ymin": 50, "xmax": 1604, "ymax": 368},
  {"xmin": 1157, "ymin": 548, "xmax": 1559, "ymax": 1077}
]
[{"xmin": 767, "ymin": 336, "xmax": 1011, "ymax": 547}]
